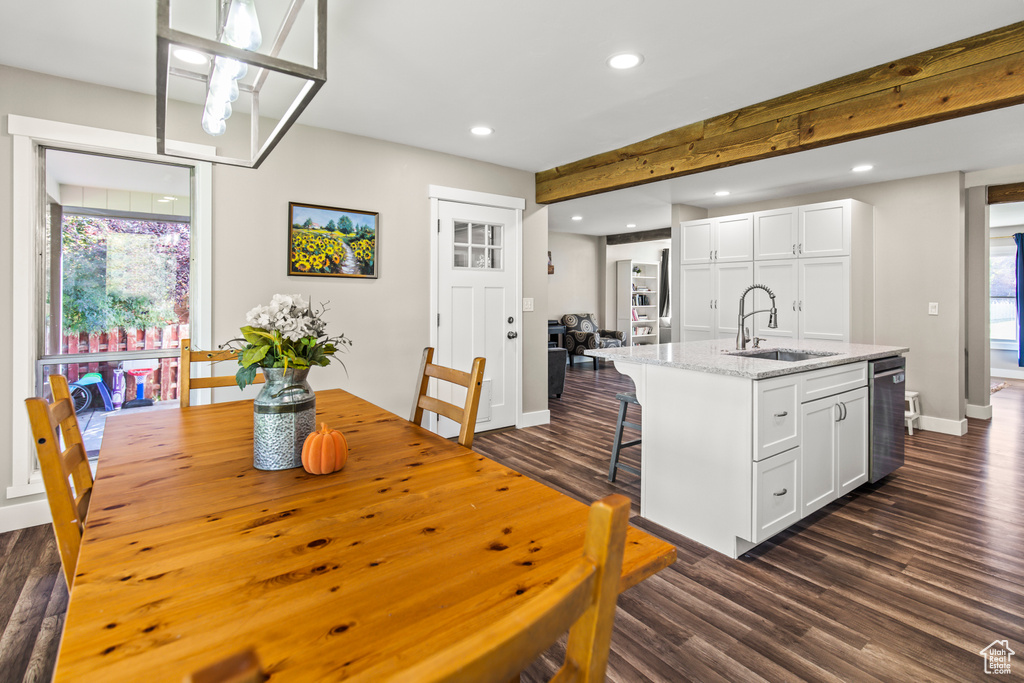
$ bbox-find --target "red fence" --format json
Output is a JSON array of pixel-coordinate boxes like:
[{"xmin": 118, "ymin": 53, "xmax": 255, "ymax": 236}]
[{"xmin": 60, "ymin": 324, "xmax": 190, "ymax": 402}]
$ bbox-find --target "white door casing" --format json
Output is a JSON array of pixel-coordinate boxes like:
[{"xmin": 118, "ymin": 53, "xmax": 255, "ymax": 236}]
[
  {"xmin": 429, "ymin": 187, "xmax": 524, "ymax": 437},
  {"xmin": 6, "ymin": 115, "xmax": 213, "ymax": 503}
]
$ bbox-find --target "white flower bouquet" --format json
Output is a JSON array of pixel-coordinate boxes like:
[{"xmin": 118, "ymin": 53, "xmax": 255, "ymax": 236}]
[{"xmin": 226, "ymin": 293, "xmax": 351, "ymax": 387}]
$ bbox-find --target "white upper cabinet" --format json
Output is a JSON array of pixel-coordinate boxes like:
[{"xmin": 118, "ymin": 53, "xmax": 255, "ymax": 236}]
[
  {"xmin": 679, "ymin": 264, "xmax": 714, "ymax": 341},
  {"xmin": 799, "ymin": 200, "xmax": 851, "ymax": 258},
  {"xmin": 753, "ymin": 208, "xmax": 798, "ymax": 261},
  {"xmin": 679, "ymin": 220, "xmax": 714, "ymax": 264},
  {"xmin": 715, "ymin": 214, "xmax": 754, "ymax": 262},
  {"xmin": 679, "ymin": 215, "xmax": 753, "ymax": 264}
]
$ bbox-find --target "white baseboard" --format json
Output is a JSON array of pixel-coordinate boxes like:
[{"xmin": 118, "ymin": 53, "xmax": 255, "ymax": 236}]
[
  {"xmin": 0, "ymin": 499, "xmax": 51, "ymax": 534},
  {"xmin": 518, "ymin": 410, "xmax": 550, "ymax": 428},
  {"xmin": 991, "ymin": 368, "xmax": 1024, "ymax": 380},
  {"xmin": 966, "ymin": 403, "xmax": 993, "ymax": 420},
  {"xmin": 917, "ymin": 415, "xmax": 968, "ymax": 436}
]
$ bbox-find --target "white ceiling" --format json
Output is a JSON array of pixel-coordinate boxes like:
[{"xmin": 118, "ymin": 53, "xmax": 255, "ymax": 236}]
[{"xmin": 2, "ymin": 1, "xmax": 1022, "ymax": 234}]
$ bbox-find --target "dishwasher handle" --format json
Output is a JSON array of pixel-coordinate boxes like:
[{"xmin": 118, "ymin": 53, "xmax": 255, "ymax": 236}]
[{"xmin": 874, "ymin": 368, "xmax": 905, "ymax": 380}]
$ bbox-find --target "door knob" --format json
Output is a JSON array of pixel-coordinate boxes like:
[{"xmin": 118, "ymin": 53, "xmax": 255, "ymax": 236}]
[{"xmin": 507, "ymin": 331, "xmax": 518, "ymax": 339}]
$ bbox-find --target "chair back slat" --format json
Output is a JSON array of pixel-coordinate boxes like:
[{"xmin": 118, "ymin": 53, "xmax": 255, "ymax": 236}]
[
  {"xmin": 180, "ymin": 338, "xmax": 264, "ymax": 407},
  {"xmin": 410, "ymin": 347, "xmax": 486, "ymax": 448},
  {"xmin": 24, "ymin": 374, "xmax": 95, "ymax": 588},
  {"xmin": 382, "ymin": 494, "xmax": 630, "ymax": 683}
]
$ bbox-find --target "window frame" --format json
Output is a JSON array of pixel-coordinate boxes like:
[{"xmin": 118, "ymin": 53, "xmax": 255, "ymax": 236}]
[{"xmin": 8, "ymin": 115, "xmax": 213, "ymax": 501}]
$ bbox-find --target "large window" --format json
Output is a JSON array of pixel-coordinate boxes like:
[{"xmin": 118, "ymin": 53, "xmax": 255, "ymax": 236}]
[{"xmin": 991, "ymin": 241, "xmax": 1017, "ymax": 348}]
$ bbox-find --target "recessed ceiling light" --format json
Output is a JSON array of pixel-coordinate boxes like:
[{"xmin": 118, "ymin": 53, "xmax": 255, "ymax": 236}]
[
  {"xmin": 571, "ymin": 215, "xmax": 583, "ymax": 221},
  {"xmin": 163, "ymin": 196, "xmax": 177, "ymax": 200},
  {"xmin": 470, "ymin": 126, "xmax": 493, "ymax": 136},
  {"xmin": 156, "ymin": 198, "xmax": 172, "ymax": 203},
  {"xmin": 715, "ymin": 190, "xmax": 730, "ymax": 197},
  {"xmin": 607, "ymin": 53, "xmax": 643, "ymax": 70},
  {"xmin": 173, "ymin": 48, "xmax": 208, "ymax": 65},
  {"xmin": 626, "ymin": 223, "xmax": 637, "ymax": 228},
  {"xmin": 852, "ymin": 164, "xmax": 874, "ymax": 173}
]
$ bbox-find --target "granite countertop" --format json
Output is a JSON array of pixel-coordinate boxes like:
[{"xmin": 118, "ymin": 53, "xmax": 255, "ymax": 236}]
[{"xmin": 585, "ymin": 339, "xmax": 909, "ymax": 379}]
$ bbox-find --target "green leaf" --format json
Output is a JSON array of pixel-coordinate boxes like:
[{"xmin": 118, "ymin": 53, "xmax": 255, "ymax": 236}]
[
  {"xmin": 241, "ymin": 345, "xmax": 270, "ymax": 368},
  {"xmin": 240, "ymin": 326, "xmax": 273, "ymax": 345},
  {"xmin": 235, "ymin": 364, "xmax": 258, "ymax": 389}
]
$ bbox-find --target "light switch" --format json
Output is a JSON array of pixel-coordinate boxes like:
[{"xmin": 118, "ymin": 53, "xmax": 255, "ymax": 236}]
[
  {"xmin": 928, "ymin": 302, "xmax": 938, "ymax": 316},
  {"xmin": 523, "ymin": 297, "xmax": 535, "ymax": 312}
]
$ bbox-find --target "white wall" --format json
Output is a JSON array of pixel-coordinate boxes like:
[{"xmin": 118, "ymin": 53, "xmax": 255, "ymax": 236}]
[
  {"xmin": 0, "ymin": 65, "xmax": 548, "ymax": 514},
  {"xmin": 603, "ymin": 239, "xmax": 670, "ymax": 333},
  {"xmin": 546, "ymin": 232, "xmax": 601, "ymax": 321},
  {"xmin": 712, "ymin": 173, "xmax": 966, "ymax": 428}
]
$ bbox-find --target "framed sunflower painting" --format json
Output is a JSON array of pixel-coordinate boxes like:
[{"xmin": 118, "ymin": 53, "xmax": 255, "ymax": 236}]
[{"xmin": 288, "ymin": 202, "xmax": 379, "ymax": 278}]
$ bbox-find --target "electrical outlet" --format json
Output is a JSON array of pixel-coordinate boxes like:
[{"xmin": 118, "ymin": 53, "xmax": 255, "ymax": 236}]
[
  {"xmin": 928, "ymin": 302, "xmax": 939, "ymax": 316},
  {"xmin": 523, "ymin": 297, "xmax": 535, "ymax": 312}
]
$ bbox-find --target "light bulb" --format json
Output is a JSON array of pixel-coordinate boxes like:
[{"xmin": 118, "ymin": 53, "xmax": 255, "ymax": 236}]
[
  {"xmin": 204, "ymin": 94, "xmax": 232, "ymax": 121},
  {"xmin": 215, "ymin": 56, "xmax": 247, "ymax": 81},
  {"xmin": 209, "ymin": 68, "xmax": 239, "ymax": 102},
  {"xmin": 202, "ymin": 109, "xmax": 227, "ymax": 136},
  {"xmin": 223, "ymin": 0, "xmax": 262, "ymax": 50}
]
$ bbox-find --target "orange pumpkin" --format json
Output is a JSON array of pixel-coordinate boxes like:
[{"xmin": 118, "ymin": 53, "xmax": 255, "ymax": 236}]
[{"xmin": 301, "ymin": 423, "xmax": 349, "ymax": 474}]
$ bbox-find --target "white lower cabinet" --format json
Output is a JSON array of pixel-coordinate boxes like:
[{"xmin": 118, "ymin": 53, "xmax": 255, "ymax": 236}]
[
  {"xmin": 752, "ymin": 447, "xmax": 801, "ymax": 542},
  {"xmin": 679, "ymin": 262, "xmax": 754, "ymax": 341},
  {"xmin": 799, "ymin": 385, "xmax": 869, "ymax": 516}
]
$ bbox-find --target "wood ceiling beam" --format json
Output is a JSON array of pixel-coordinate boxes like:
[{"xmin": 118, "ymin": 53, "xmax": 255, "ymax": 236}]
[
  {"xmin": 988, "ymin": 181, "xmax": 1024, "ymax": 204},
  {"xmin": 605, "ymin": 227, "xmax": 672, "ymax": 246},
  {"xmin": 536, "ymin": 22, "xmax": 1024, "ymax": 204}
]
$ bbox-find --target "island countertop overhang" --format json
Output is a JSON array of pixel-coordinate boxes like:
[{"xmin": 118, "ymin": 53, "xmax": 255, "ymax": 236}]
[{"xmin": 585, "ymin": 339, "xmax": 909, "ymax": 380}]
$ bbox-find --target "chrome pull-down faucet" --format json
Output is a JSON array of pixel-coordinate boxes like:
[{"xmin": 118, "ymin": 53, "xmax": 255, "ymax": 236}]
[{"xmin": 736, "ymin": 284, "xmax": 778, "ymax": 350}]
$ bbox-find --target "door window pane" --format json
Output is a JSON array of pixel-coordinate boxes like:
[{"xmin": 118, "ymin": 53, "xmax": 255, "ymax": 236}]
[{"xmin": 453, "ymin": 221, "xmax": 503, "ymax": 270}]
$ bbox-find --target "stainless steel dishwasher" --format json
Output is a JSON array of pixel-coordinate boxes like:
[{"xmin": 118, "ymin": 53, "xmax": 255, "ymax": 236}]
[{"xmin": 869, "ymin": 355, "xmax": 906, "ymax": 482}]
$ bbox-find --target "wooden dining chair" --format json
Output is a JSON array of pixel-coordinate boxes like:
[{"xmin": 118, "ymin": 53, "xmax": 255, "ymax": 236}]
[
  {"xmin": 384, "ymin": 494, "xmax": 630, "ymax": 683},
  {"xmin": 179, "ymin": 338, "xmax": 264, "ymax": 408},
  {"xmin": 411, "ymin": 347, "xmax": 486, "ymax": 448},
  {"xmin": 24, "ymin": 374, "xmax": 95, "ymax": 588}
]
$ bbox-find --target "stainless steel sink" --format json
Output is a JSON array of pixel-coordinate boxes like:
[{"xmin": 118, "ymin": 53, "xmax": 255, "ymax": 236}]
[{"xmin": 727, "ymin": 349, "xmax": 839, "ymax": 362}]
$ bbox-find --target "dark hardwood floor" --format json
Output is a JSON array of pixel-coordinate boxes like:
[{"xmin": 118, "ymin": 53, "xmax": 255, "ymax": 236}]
[{"xmin": 1, "ymin": 367, "xmax": 1021, "ymax": 682}]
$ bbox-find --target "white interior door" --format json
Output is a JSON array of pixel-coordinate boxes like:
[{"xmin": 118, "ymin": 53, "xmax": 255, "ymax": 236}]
[{"xmin": 437, "ymin": 201, "xmax": 519, "ymax": 435}]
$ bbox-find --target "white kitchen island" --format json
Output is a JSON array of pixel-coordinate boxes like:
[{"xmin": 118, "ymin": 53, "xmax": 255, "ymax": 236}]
[{"xmin": 586, "ymin": 339, "xmax": 908, "ymax": 558}]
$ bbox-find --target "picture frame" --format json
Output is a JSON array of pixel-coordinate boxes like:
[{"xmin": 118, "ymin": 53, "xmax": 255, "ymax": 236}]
[{"xmin": 288, "ymin": 201, "xmax": 378, "ymax": 278}]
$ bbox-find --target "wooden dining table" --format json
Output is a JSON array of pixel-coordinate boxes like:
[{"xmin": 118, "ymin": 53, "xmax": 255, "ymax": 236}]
[{"xmin": 55, "ymin": 389, "xmax": 675, "ymax": 681}]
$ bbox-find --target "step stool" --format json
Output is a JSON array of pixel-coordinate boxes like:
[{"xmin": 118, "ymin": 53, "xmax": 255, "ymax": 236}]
[
  {"xmin": 608, "ymin": 392, "xmax": 641, "ymax": 482},
  {"xmin": 905, "ymin": 391, "xmax": 921, "ymax": 435}
]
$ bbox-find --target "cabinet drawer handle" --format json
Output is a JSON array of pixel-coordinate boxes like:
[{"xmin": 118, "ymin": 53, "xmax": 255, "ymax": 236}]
[
  {"xmin": 773, "ymin": 488, "xmax": 788, "ymax": 497},
  {"xmin": 774, "ymin": 411, "xmax": 788, "ymax": 418}
]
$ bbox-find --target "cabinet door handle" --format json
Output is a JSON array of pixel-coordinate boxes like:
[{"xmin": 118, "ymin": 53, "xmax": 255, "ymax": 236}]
[
  {"xmin": 714, "ymin": 250, "xmax": 718, "ymax": 260},
  {"xmin": 792, "ymin": 301, "xmax": 797, "ymax": 311},
  {"xmin": 792, "ymin": 244, "xmax": 796, "ymax": 255},
  {"xmin": 835, "ymin": 404, "xmax": 842, "ymax": 422},
  {"xmin": 709, "ymin": 250, "xmax": 713, "ymax": 261},
  {"xmin": 798, "ymin": 301, "xmax": 803, "ymax": 311},
  {"xmin": 798, "ymin": 243, "xmax": 803, "ymax": 254},
  {"xmin": 773, "ymin": 488, "xmax": 788, "ymax": 497},
  {"xmin": 774, "ymin": 411, "xmax": 788, "ymax": 418},
  {"xmin": 840, "ymin": 402, "xmax": 847, "ymax": 420}
]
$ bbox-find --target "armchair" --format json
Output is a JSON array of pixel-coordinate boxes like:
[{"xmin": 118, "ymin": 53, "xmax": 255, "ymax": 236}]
[{"xmin": 560, "ymin": 313, "xmax": 623, "ymax": 370}]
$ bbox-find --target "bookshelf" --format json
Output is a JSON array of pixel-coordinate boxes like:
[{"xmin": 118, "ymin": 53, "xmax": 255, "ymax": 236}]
[{"xmin": 616, "ymin": 260, "xmax": 660, "ymax": 345}]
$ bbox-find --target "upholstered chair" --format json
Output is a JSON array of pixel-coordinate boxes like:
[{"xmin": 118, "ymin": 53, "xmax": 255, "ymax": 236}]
[{"xmin": 560, "ymin": 314, "xmax": 623, "ymax": 370}]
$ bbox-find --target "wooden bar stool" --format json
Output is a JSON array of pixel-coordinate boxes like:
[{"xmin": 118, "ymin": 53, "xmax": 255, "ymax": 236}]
[
  {"xmin": 905, "ymin": 391, "xmax": 922, "ymax": 435},
  {"xmin": 608, "ymin": 392, "xmax": 641, "ymax": 482}
]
